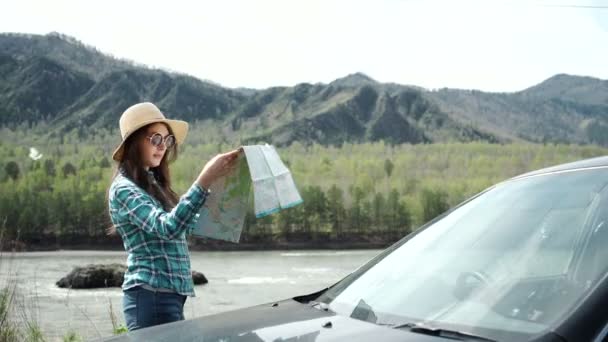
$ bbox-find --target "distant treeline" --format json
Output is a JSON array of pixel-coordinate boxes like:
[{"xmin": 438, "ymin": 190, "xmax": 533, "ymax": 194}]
[{"xmin": 0, "ymin": 135, "xmax": 606, "ymax": 249}]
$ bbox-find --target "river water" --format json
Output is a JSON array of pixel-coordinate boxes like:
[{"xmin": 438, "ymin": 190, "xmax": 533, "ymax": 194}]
[{"xmin": 0, "ymin": 249, "xmax": 381, "ymax": 341}]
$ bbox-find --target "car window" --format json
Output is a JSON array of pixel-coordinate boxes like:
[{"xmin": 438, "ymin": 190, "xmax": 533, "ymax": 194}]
[
  {"xmin": 319, "ymin": 167, "xmax": 608, "ymax": 341},
  {"xmin": 523, "ymin": 209, "xmax": 586, "ymax": 277}
]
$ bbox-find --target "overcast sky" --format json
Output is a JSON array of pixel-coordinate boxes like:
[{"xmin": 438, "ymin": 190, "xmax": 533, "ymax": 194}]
[{"xmin": 1, "ymin": 0, "xmax": 607, "ymax": 92}]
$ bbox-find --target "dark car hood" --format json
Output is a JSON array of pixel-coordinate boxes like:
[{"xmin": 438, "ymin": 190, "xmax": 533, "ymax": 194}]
[{"xmin": 97, "ymin": 299, "xmax": 446, "ymax": 342}]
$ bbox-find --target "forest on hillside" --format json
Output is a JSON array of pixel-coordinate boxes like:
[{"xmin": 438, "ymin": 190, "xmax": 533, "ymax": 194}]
[{"xmin": 1, "ymin": 126, "xmax": 607, "ymax": 250}]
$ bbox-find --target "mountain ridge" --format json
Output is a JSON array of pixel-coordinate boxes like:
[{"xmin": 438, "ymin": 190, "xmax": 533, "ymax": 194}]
[{"xmin": 1, "ymin": 32, "xmax": 607, "ymax": 146}]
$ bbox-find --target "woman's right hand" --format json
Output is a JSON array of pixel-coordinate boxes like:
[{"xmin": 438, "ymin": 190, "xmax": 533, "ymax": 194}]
[{"xmin": 196, "ymin": 148, "xmax": 242, "ymax": 189}]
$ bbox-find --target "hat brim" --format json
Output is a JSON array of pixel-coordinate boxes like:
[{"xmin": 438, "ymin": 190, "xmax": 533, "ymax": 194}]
[{"xmin": 112, "ymin": 118, "xmax": 188, "ymax": 161}]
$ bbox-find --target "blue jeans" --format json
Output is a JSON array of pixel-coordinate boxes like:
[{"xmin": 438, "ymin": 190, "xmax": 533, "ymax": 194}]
[{"xmin": 122, "ymin": 286, "xmax": 187, "ymax": 331}]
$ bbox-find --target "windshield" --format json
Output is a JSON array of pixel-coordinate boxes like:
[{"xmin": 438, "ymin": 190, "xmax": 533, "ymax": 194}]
[{"xmin": 318, "ymin": 167, "xmax": 608, "ymax": 340}]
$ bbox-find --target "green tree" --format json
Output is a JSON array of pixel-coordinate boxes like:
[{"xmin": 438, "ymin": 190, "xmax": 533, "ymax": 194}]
[
  {"xmin": 384, "ymin": 158, "xmax": 394, "ymax": 178},
  {"xmin": 372, "ymin": 192, "xmax": 385, "ymax": 230},
  {"xmin": 4, "ymin": 161, "xmax": 20, "ymax": 180},
  {"xmin": 348, "ymin": 185, "xmax": 369, "ymax": 235},
  {"xmin": 44, "ymin": 159, "xmax": 56, "ymax": 177},
  {"xmin": 301, "ymin": 186, "xmax": 329, "ymax": 240},
  {"xmin": 327, "ymin": 184, "xmax": 346, "ymax": 239},
  {"xmin": 62, "ymin": 162, "xmax": 77, "ymax": 178},
  {"xmin": 99, "ymin": 157, "xmax": 111, "ymax": 168},
  {"xmin": 421, "ymin": 188, "xmax": 450, "ymax": 223},
  {"xmin": 386, "ymin": 189, "xmax": 411, "ymax": 238}
]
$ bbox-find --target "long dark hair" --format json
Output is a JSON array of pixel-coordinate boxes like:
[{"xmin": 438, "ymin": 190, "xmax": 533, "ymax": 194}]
[{"xmin": 107, "ymin": 123, "xmax": 180, "ymax": 235}]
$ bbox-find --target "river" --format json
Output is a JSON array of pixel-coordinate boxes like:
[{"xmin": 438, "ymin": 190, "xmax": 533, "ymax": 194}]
[{"xmin": 0, "ymin": 249, "xmax": 381, "ymax": 341}]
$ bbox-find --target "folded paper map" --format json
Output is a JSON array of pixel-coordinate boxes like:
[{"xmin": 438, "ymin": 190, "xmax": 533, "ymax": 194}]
[{"xmin": 191, "ymin": 144, "xmax": 303, "ymax": 242}]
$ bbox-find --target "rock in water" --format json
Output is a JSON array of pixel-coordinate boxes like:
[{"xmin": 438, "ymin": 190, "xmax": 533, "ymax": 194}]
[
  {"xmin": 56, "ymin": 264, "xmax": 126, "ymax": 288},
  {"xmin": 57, "ymin": 264, "xmax": 209, "ymax": 288},
  {"xmin": 192, "ymin": 270, "xmax": 208, "ymax": 285}
]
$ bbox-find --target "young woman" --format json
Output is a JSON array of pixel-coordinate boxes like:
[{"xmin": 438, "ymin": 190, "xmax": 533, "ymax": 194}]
[{"xmin": 107, "ymin": 102, "xmax": 239, "ymax": 331}]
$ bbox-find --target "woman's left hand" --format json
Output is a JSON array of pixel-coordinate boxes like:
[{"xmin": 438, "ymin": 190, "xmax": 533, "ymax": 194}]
[{"xmin": 196, "ymin": 148, "xmax": 242, "ymax": 188}]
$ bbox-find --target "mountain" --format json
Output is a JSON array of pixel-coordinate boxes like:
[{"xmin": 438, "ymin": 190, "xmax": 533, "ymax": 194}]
[
  {"xmin": 232, "ymin": 81, "xmax": 495, "ymax": 145},
  {"xmin": 0, "ymin": 32, "xmax": 138, "ymax": 80},
  {"xmin": 428, "ymin": 75, "xmax": 608, "ymax": 145},
  {"xmin": 52, "ymin": 70, "xmax": 245, "ymax": 133},
  {"xmin": 1, "ymin": 32, "xmax": 607, "ymax": 146},
  {"xmin": 0, "ymin": 54, "xmax": 93, "ymax": 125},
  {"xmin": 520, "ymin": 74, "xmax": 608, "ymax": 105}
]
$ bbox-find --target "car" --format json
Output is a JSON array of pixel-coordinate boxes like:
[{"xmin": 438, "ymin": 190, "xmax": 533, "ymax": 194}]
[{"xmin": 98, "ymin": 156, "xmax": 608, "ymax": 342}]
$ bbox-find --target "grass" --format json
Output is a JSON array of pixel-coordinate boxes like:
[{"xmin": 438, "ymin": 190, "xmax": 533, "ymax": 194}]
[
  {"xmin": 0, "ymin": 286, "xmax": 20, "ymax": 341},
  {"xmin": 1, "ymin": 222, "xmax": 46, "ymax": 342},
  {"xmin": 109, "ymin": 299, "xmax": 128, "ymax": 335},
  {"xmin": 0, "ymin": 271, "xmax": 126, "ymax": 341},
  {"xmin": 1, "ymin": 221, "xmax": 129, "ymax": 341},
  {"xmin": 62, "ymin": 331, "xmax": 82, "ymax": 342}
]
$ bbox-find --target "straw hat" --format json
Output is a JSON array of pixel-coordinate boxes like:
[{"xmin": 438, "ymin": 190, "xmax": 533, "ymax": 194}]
[{"xmin": 112, "ymin": 102, "xmax": 188, "ymax": 161}]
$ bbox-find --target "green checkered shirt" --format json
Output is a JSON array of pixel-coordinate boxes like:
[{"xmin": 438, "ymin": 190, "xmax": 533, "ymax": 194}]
[{"xmin": 108, "ymin": 172, "xmax": 208, "ymax": 296}]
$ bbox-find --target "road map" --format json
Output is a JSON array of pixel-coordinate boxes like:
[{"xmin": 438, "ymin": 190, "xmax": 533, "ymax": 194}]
[{"xmin": 191, "ymin": 144, "xmax": 303, "ymax": 242}]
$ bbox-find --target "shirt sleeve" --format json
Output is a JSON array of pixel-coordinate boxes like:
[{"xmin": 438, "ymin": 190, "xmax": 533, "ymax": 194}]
[
  {"xmin": 114, "ymin": 182, "xmax": 209, "ymax": 240},
  {"xmin": 186, "ymin": 213, "xmax": 201, "ymax": 235}
]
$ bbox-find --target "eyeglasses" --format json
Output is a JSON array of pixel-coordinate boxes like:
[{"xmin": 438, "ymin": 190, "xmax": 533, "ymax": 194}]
[{"xmin": 147, "ymin": 133, "xmax": 176, "ymax": 149}]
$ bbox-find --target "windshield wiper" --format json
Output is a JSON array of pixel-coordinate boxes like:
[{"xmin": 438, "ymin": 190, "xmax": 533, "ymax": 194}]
[
  {"xmin": 309, "ymin": 300, "xmax": 335, "ymax": 313},
  {"xmin": 394, "ymin": 323, "xmax": 496, "ymax": 341}
]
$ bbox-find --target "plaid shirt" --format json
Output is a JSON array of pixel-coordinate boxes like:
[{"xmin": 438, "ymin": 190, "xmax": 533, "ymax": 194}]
[{"xmin": 108, "ymin": 172, "xmax": 208, "ymax": 296}]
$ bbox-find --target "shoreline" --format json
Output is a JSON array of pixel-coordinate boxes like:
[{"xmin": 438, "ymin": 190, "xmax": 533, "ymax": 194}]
[{"xmin": 1, "ymin": 240, "xmax": 393, "ymax": 253}]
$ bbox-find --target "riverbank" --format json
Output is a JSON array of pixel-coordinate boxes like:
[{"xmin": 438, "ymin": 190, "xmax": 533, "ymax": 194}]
[{"xmin": 1, "ymin": 236, "xmax": 395, "ymax": 253}]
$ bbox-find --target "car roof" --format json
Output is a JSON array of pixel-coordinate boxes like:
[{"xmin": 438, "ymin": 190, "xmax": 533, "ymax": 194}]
[{"xmin": 512, "ymin": 155, "xmax": 608, "ymax": 180}]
